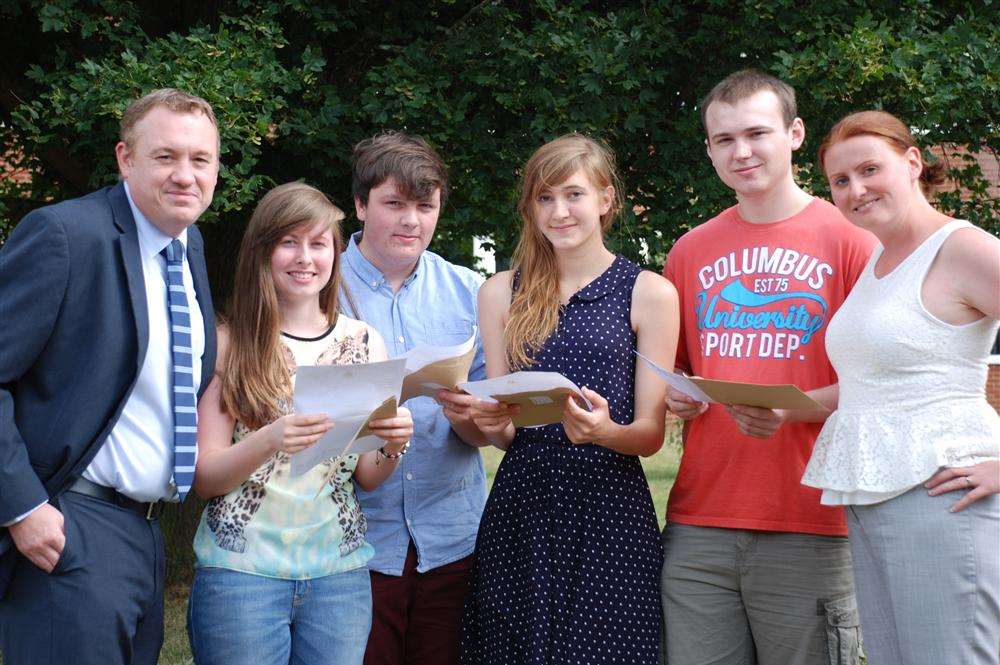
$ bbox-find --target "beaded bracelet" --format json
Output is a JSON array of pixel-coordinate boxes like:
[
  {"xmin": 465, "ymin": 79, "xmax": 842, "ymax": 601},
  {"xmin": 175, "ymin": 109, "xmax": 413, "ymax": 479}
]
[{"xmin": 375, "ymin": 440, "xmax": 410, "ymax": 465}]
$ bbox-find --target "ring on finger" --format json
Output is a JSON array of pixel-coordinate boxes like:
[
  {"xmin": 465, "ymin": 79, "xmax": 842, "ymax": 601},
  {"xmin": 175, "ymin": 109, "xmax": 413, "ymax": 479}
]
[{"xmin": 965, "ymin": 476, "xmax": 973, "ymax": 488}]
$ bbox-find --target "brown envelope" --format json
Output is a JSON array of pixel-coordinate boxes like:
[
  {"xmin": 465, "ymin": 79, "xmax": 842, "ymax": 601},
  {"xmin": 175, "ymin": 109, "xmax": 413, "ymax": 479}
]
[
  {"xmin": 401, "ymin": 345, "xmax": 477, "ymax": 402},
  {"xmin": 689, "ymin": 378, "xmax": 828, "ymax": 410},
  {"xmin": 355, "ymin": 396, "xmax": 399, "ymax": 439},
  {"xmin": 490, "ymin": 388, "xmax": 582, "ymax": 427}
]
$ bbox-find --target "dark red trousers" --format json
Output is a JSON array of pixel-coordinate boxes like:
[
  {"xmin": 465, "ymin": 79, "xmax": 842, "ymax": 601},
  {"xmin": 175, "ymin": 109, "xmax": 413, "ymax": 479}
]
[{"xmin": 364, "ymin": 541, "xmax": 474, "ymax": 665}]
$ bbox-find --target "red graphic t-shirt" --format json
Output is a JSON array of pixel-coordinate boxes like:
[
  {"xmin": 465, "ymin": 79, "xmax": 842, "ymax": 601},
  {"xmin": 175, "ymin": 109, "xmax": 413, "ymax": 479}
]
[{"xmin": 662, "ymin": 198, "xmax": 875, "ymax": 536}]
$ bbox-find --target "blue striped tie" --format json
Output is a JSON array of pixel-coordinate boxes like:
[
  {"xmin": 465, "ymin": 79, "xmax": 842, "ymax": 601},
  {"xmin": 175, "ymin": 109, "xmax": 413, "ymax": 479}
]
[{"xmin": 162, "ymin": 239, "xmax": 197, "ymax": 500}]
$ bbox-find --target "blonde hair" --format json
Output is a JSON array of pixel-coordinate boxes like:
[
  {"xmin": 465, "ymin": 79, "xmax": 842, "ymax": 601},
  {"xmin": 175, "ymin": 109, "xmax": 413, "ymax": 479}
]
[
  {"xmin": 505, "ymin": 134, "xmax": 623, "ymax": 369},
  {"xmin": 221, "ymin": 182, "xmax": 346, "ymax": 429}
]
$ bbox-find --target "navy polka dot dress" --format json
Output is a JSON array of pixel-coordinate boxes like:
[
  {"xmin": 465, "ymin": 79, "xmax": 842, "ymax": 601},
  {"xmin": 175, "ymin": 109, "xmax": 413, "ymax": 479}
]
[{"xmin": 462, "ymin": 256, "xmax": 662, "ymax": 665}]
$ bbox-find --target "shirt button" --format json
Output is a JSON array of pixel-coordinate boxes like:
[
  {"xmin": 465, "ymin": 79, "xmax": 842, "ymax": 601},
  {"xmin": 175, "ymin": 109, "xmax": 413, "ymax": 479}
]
[
  {"xmin": 371, "ymin": 280, "xmax": 378, "ymax": 287},
  {"xmin": 405, "ymin": 473, "xmax": 413, "ymax": 481},
  {"xmin": 397, "ymin": 336, "xmax": 404, "ymax": 343}
]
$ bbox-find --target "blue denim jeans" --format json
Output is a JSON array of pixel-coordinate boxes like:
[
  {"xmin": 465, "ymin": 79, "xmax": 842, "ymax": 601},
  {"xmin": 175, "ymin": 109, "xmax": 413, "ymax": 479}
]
[{"xmin": 187, "ymin": 566, "xmax": 372, "ymax": 665}]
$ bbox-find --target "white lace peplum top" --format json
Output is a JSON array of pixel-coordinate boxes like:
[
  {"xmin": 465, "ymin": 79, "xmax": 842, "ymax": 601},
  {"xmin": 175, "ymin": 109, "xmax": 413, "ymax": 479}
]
[{"xmin": 803, "ymin": 220, "xmax": 1000, "ymax": 505}]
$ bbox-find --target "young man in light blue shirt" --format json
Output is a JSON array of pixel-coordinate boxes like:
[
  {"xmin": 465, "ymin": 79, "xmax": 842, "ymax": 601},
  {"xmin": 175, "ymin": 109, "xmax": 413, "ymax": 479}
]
[{"xmin": 341, "ymin": 131, "xmax": 488, "ymax": 665}]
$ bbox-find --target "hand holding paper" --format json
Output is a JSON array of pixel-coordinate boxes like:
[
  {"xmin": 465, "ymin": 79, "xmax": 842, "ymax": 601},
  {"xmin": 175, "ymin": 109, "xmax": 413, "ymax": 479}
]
[
  {"xmin": 263, "ymin": 413, "xmax": 335, "ymax": 455},
  {"xmin": 562, "ymin": 386, "xmax": 613, "ymax": 445},
  {"xmin": 360, "ymin": 400, "xmax": 413, "ymax": 451},
  {"xmin": 466, "ymin": 398, "xmax": 520, "ymax": 442},
  {"xmin": 436, "ymin": 388, "xmax": 483, "ymax": 427},
  {"xmin": 459, "ymin": 371, "xmax": 591, "ymax": 428},
  {"xmin": 290, "ymin": 358, "xmax": 406, "ymax": 476},
  {"xmin": 724, "ymin": 403, "xmax": 787, "ymax": 439},
  {"xmin": 635, "ymin": 351, "xmax": 827, "ymax": 411},
  {"xmin": 664, "ymin": 385, "xmax": 710, "ymax": 420}
]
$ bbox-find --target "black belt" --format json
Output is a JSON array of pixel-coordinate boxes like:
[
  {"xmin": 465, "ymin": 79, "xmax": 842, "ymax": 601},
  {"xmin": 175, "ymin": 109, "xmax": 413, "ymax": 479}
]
[{"xmin": 67, "ymin": 477, "xmax": 165, "ymax": 520}]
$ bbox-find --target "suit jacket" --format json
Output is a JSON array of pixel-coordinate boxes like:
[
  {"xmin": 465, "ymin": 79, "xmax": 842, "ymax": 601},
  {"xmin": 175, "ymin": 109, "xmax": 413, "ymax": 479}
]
[{"xmin": 0, "ymin": 182, "xmax": 216, "ymax": 595}]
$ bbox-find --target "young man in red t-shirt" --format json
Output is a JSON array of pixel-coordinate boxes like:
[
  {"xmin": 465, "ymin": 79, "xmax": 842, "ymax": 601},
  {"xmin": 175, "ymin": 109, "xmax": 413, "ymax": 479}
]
[{"xmin": 659, "ymin": 70, "xmax": 875, "ymax": 664}]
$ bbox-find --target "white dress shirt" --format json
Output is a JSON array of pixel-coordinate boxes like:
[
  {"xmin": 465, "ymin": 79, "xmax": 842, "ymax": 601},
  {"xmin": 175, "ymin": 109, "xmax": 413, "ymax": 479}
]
[{"xmin": 82, "ymin": 182, "xmax": 206, "ymax": 502}]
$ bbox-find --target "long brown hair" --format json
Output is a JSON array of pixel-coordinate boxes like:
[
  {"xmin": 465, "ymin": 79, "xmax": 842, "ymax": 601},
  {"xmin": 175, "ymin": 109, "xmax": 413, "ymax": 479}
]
[
  {"xmin": 505, "ymin": 134, "xmax": 623, "ymax": 369},
  {"xmin": 818, "ymin": 110, "xmax": 946, "ymax": 195},
  {"xmin": 221, "ymin": 182, "xmax": 346, "ymax": 429}
]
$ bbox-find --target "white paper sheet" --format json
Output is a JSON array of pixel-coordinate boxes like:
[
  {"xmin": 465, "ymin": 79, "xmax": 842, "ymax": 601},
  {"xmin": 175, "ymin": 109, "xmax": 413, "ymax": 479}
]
[
  {"xmin": 634, "ymin": 351, "xmax": 713, "ymax": 403},
  {"xmin": 458, "ymin": 371, "xmax": 592, "ymax": 409},
  {"xmin": 290, "ymin": 358, "xmax": 406, "ymax": 476},
  {"xmin": 401, "ymin": 332, "xmax": 476, "ymax": 373}
]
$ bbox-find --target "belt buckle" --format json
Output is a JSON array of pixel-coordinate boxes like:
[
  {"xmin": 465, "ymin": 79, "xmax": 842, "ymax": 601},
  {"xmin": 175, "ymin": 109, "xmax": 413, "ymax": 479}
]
[{"xmin": 145, "ymin": 501, "xmax": 158, "ymax": 521}]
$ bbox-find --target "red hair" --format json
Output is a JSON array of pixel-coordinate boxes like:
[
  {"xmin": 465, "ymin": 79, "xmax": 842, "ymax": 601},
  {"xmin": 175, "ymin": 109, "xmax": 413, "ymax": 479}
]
[{"xmin": 818, "ymin": 110, "xmax": 946, "ymax": 195}]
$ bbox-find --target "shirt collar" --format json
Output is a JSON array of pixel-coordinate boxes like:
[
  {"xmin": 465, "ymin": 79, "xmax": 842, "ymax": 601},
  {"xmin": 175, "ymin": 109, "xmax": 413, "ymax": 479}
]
[
  {"xmin": 123, "ymin": 181, "xmax": 188, "ymax": 262},
  {"xmin": 573, "ymin": 255, "xmax": 622, "ymax": 302},
  {"xmin": 345, "ymin": 231, "xmax": 423, "ymax": 292}
]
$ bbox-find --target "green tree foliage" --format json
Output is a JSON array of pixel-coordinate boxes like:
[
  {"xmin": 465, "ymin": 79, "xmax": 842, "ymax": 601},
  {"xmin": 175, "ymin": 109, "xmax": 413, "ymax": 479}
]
[{"xmin": 2, "ymin": 0, "xmax": 997, "ymax": 276}]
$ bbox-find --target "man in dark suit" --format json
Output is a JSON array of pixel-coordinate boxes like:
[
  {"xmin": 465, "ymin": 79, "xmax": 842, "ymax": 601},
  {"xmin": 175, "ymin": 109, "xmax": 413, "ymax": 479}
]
[{"xmin": 0, "ymin": 88, "xmax": 219, "ymax": 664}]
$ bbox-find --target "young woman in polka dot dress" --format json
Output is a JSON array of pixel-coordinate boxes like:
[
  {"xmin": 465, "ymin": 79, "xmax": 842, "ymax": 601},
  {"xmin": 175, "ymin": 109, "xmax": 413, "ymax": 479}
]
[{"xmin": 460, "ymin": 134, "xmax": 680, "ymax": 664}]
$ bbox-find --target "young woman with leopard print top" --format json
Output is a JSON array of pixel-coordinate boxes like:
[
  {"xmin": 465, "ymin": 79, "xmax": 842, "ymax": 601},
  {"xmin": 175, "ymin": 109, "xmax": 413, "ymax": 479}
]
[{"xmin": 187, "ymin": 182, "xmax": 413, "ymax": 665}]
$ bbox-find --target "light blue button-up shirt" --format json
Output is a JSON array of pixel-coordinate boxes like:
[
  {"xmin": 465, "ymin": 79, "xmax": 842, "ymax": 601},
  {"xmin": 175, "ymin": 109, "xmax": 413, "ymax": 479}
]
[{"xmin": 341, "ymin": 232, "xmax": 487, "ymax": 574}]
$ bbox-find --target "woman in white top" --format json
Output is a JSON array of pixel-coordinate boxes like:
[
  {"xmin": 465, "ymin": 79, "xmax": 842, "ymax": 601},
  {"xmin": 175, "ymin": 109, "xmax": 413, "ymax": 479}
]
[{"xmin": 802, "ymin": 110, "xmax": 999, "ymax": 665}]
